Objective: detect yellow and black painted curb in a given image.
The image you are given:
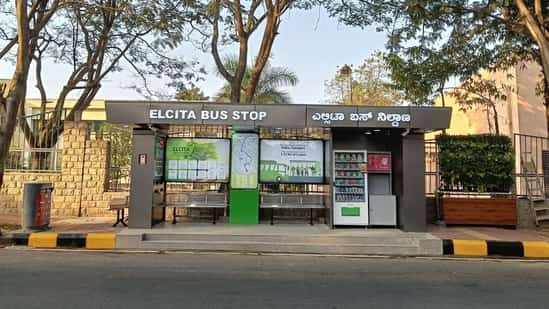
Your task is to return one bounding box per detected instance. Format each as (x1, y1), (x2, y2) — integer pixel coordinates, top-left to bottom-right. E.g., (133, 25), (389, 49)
(443, 239), (549, 258)
(3, 232), (117, 250)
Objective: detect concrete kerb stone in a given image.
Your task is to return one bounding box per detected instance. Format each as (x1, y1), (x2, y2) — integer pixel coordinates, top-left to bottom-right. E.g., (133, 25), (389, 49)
(0, 232), (117, 250)
(2, 231), (549, 259)
(443, 239), (549, 258)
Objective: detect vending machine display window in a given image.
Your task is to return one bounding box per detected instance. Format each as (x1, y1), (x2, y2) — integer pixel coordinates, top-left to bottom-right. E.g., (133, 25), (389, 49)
(333, 151), (368, 226)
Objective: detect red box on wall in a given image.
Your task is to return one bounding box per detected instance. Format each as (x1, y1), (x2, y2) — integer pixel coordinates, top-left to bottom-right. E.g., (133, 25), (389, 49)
(368, 153), (391, 172)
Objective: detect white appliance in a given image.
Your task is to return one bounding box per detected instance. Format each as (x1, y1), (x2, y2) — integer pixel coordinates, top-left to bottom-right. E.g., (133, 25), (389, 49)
(333, 150), (368, 226)
(367, 152), (397, 226)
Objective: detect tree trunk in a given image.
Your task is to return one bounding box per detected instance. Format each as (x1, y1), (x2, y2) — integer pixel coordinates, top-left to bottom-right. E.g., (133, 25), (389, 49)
(0, 85), (28, 187)
(485, 106), (493, 134)
(245, 13), (279, 104)
(515, 0), (549, 135)
(230, 81), (242, 103)
(439, 86), (447, 134)
(543, 77), (549, 135)
(0, 167), (3, 189)
(0, 0), (31, 188)
(230, 39), (249, 103)
(491, 103), (500, 135)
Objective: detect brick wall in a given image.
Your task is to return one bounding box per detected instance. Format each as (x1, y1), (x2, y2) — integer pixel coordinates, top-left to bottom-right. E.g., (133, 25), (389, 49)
(0, 121), (127, 217)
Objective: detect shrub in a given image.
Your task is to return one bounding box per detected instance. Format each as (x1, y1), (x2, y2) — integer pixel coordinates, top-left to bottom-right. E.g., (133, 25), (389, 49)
(436, 134), (514, 193)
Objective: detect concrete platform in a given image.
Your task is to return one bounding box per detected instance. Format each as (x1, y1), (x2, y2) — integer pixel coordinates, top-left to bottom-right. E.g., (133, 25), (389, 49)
(116, 223), (442, 256)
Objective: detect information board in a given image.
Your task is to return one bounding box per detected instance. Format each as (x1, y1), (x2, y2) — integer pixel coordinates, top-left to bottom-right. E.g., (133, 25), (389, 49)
(165, 138), (230, 182)
(260, 140), (324, 183)
(231, 133), (259, 189)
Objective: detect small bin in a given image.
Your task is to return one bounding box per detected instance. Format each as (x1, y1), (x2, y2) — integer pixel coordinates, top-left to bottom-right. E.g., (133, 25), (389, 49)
(22, 183), (54, 231)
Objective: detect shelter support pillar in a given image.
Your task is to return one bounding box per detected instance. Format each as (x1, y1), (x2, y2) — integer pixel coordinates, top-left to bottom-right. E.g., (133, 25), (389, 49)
(399, 133), (426, 232)
(229, 130), (260, 224)
(128, 128), (157, 228)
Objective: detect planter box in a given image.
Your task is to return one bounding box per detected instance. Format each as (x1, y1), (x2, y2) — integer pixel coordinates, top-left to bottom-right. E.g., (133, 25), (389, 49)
(442, 197), (517, 226)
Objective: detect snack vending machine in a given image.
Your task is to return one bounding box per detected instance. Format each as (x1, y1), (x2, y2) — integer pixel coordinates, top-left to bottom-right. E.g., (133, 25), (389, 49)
(333, 150), (368, 226)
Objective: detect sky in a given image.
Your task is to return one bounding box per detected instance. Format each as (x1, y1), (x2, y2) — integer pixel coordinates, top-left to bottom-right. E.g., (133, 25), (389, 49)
(0, 8), (387, 105)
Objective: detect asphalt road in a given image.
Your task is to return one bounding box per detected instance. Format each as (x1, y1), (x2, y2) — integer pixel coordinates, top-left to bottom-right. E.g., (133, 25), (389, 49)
(1, 250), (549, 309)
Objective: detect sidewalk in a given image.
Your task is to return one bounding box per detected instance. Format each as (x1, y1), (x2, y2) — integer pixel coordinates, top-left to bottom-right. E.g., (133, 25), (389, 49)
(0, 214), (122, 233)
(117, 223), (442, 256)
(3, 213), (549, 242)
(428, 225), (549, 241)
(2, 215), (549, 257)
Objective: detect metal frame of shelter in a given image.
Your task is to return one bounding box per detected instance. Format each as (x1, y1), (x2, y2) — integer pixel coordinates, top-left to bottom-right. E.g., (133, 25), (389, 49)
(105, 101), (451, 232)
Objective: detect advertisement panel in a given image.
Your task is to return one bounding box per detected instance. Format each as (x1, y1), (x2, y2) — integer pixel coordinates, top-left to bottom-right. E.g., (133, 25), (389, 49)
(165, 138), (230, 182)
(260, 140), (324, 183)
(231, 133), (259, 189)
(154, 136), (165, 181)
(367, 153), (391, 172)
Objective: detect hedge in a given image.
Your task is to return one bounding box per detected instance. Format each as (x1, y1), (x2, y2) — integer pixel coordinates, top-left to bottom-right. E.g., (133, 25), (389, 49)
(436, 134), (514, 193)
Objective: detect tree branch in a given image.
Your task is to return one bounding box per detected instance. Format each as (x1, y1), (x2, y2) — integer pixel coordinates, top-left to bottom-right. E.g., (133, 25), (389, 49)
(211, 1), (233, 83)
(0, 37), (17, 60)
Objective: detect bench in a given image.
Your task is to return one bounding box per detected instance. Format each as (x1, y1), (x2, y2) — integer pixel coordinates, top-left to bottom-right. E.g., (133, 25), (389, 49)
(163, 192), (227, 224)
(260, 193), (327, 225)
(109, 196), (129, 227)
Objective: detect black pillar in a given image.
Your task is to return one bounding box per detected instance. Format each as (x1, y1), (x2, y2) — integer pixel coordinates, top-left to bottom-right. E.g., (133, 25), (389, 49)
(399, 133), (426, 232)
(128, 128), (156, 228)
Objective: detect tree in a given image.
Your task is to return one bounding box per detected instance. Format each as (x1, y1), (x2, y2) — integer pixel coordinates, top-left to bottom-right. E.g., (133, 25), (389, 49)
(1, 0), (201, 170)
(175, 84), (210, 101)
(0, 0), (59, 188)
(216, 55), (298, 104)
(326, 1), (549, 129)
(448, 77), (515, 135)
(324, 52), (404, 106)
(190, 0), (317, 103)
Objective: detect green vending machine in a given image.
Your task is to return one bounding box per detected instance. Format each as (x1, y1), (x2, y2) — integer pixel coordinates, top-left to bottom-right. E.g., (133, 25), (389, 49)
(229, 132), (259, 224)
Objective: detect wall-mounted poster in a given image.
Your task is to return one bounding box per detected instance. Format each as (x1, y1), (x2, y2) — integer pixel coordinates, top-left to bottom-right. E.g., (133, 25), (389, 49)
(367, 153), (391, 172)
(165, 138), (230, 182)
(260, 140), (324, 183)
(154, 136), (165, 181)
(231, 133), (259, 189)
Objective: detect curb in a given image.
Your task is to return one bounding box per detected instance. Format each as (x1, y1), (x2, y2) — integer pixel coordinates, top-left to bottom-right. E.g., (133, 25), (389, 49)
(0, 232), (117, 250)
(3, 234), (549, 258)
(443, 239), (549, 258)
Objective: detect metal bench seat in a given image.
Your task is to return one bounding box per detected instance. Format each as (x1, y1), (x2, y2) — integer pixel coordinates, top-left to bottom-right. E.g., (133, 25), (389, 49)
(163, 192), (227, 224)
(109, 196), (129, 227)
(260, 193), (327, 225)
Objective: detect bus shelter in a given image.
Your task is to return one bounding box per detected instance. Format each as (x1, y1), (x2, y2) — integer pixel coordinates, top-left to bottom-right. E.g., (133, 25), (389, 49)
(105, 101), (451, 232)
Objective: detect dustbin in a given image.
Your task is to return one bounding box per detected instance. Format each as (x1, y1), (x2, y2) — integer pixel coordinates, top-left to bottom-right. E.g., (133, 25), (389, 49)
(22, 183), (53, 231)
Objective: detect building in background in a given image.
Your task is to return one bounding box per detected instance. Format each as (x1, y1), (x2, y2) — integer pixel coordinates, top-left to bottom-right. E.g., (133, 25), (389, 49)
(427, 62), (549, 198)
(431, 62), (547, 138)
(23, 98), (107, 121)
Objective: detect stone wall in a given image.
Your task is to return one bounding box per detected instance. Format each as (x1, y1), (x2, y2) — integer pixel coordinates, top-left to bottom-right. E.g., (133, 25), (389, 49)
(0, 121), (127, 217)
(516, 198), (539, 229)
(0, 172), (60, 215)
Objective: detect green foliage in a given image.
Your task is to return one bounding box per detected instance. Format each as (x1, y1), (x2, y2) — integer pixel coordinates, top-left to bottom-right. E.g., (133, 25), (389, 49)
(325, 1), (541, 105)
(101, 123), (132, 168)
(436, 134), (514, 193)
(216, 55), (298, 104)
(447, 77), (515, 134)
(175, 84), (210, 101)
(324, 52), (404, 105)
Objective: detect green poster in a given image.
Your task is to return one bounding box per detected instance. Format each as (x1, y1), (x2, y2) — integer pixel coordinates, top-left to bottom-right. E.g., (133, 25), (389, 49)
(231, 133), (259, 189)
(165, 138), (230, 182)
(154, 137), (165, 181)
(260, 140), (324, 183)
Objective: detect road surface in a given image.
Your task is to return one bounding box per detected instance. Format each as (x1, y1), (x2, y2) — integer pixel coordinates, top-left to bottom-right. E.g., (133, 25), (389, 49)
(1, 250), (548, 308)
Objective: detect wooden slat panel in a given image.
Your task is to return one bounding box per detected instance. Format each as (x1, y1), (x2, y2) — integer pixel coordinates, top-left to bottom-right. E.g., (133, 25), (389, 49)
(443, 198), (517, 226)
